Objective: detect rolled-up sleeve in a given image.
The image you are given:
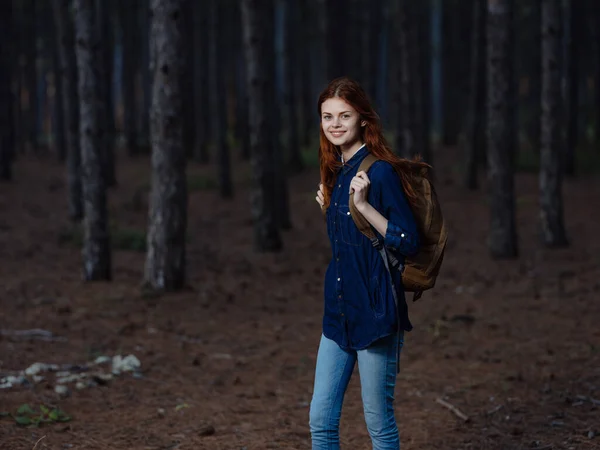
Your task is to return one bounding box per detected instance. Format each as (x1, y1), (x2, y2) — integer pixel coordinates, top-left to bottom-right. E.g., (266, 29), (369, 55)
(368, 161), (420, 257)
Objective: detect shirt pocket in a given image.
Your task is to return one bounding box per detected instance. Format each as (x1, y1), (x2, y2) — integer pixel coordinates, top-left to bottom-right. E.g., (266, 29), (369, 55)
(336, 205), (363, 247)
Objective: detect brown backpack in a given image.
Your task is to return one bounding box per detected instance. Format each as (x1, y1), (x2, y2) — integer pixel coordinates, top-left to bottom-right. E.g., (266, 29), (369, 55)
(349, 154), (447, 301)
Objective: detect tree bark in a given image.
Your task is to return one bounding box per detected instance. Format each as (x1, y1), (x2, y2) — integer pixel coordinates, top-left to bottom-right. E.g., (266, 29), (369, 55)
(120, 1), (139, 157)
(540, 0), (568, 247)
(562, 0), (577, 176)
(265, 1), (291, 230)
(487, 0), (518, 258)
(144, 0), (188, 290)
(139, 0), (152, 151)
(50, 16), (67, 163)
(241, 0), (282, 251)
(96, 0), (116, 186)
(464, 0), (483, 190)
(73, 0), (111, 280)
(24, 0), (38, 154)
(191, 0), (209, 163)
(181, 0), (195, 160)
(282, 0), (303, 173)
(52, 0), (83, 221)
(208, 0), (233, 198)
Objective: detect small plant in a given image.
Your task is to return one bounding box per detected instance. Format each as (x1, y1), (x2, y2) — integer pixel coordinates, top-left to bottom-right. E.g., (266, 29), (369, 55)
(1, 404), (71, 427)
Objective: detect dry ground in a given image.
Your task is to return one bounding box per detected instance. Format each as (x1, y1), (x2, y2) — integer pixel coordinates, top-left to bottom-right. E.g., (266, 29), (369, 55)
(0, 148), (599, 450)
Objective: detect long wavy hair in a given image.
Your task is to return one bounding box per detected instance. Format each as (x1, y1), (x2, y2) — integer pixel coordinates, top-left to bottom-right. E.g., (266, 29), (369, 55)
(318, 76), (429, 210)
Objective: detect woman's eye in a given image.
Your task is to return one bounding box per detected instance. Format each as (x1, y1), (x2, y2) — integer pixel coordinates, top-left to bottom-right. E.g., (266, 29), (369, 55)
(323, 116), (331, 120)
(342, 115), (350, 119)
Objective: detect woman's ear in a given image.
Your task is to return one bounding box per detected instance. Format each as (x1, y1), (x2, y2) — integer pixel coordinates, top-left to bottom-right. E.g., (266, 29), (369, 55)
(361, 121), (367, 127)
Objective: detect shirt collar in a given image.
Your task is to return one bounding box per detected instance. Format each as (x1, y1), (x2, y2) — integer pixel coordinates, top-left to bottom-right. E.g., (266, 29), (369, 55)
(340, 144), (368, 174)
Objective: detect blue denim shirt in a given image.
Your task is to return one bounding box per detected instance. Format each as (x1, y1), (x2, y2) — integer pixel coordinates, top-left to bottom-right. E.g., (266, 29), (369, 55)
(323, 145), (420, 350)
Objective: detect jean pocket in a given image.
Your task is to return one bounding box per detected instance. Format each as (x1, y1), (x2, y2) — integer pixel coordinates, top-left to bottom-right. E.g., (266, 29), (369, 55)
(337, 205), (364, 247)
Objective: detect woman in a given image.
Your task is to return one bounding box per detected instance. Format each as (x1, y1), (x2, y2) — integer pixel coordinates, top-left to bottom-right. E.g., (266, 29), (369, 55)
(310, 76), (427, 449)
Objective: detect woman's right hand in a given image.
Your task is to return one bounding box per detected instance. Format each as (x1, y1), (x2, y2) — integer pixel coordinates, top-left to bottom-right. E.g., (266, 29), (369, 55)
(316, 183), (325, 208)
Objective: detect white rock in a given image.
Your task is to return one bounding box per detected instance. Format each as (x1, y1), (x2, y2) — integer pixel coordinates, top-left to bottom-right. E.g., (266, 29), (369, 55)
(112, 354), (141, 374)
(54, 385), (69, 396)
(33, 375), (45, 384)
(94, 356), (111, 365)
(56, 374), (85, 384)
(25, 363), (59, 376)
(75, 381), (87, 390)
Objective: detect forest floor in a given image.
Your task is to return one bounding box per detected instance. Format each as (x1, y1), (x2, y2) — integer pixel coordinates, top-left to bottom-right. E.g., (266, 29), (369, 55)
(0, 146), (599, 450)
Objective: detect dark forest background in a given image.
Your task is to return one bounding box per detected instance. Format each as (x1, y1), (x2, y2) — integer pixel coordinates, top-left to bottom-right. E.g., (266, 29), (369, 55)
(1, 0), (599, 289)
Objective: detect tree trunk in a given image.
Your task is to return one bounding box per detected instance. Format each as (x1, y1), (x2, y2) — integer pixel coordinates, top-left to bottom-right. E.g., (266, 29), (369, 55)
(298, 0), (313, 146)
(241, 0), (282, 251)
(540, 0), (568, 247)
(192, 0), (209, 163)
(120, 1), (139, 157)
(235, 50), (251, 161)
(562, 0), (577, 176)
(50, 15), (67, 163)
(487, 0), (518, 258)
(464, 0), (483, 190)
(95, 0), (116, 187)
(73, 0), (111, 280)
(181, 0), (195, 160)
(266, 1), (291, 230)
(398, 0), (414, 157)
(430, 0), (443, 146)
(0, 0), (14, 181)
(52, 0), (83, 221)
(24, 0), (38, 154)
(208, 0), (233, 198)
(139, 0), (152, 152)
(282, 0), (303, 173)
(529, 0), (542, 154)
(144, 0), (188, 291)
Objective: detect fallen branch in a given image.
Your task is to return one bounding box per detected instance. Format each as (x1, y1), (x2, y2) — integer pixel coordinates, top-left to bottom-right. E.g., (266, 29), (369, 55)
(436, 397), (469, 422)
(32, 435), (46, 450)
(0, 329), (67, 342)
(486, 404), (503, 415)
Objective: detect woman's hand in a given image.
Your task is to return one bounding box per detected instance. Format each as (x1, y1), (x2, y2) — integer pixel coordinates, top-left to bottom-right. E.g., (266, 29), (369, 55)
(316, 183), (325, 208)
(350, 171), (371, 210)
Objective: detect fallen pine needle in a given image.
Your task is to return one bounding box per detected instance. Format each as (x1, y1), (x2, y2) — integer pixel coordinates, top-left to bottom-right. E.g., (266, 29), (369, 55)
(436, 397), (469, 422)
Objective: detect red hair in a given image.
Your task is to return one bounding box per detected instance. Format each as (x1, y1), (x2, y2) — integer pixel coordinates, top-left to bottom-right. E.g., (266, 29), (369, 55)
(318, 76), (429, 210)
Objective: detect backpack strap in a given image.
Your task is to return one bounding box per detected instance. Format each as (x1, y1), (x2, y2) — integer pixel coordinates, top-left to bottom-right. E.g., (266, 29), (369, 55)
(349, 154), (404, 374)
(349, 154), (378, 240)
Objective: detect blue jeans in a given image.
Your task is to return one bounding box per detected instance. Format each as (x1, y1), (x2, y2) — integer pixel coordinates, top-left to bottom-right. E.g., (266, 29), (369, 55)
(309, 333), (403, 450)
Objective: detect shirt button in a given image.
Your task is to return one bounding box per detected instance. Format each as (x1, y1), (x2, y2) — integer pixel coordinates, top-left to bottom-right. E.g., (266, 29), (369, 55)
(401, 233), (405, 238)
(341, 313), (344, 316)
(335, 202), (337, 206)
(337, 277), (341, 281)
(338, 295), (342, 299)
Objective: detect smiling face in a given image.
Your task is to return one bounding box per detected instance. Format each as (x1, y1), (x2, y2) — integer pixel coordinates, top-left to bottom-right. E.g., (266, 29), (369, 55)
(320, 97), (364, 153)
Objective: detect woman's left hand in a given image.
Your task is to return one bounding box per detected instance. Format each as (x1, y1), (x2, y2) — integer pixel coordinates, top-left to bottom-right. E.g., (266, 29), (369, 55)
(350, 171), (371, 210)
